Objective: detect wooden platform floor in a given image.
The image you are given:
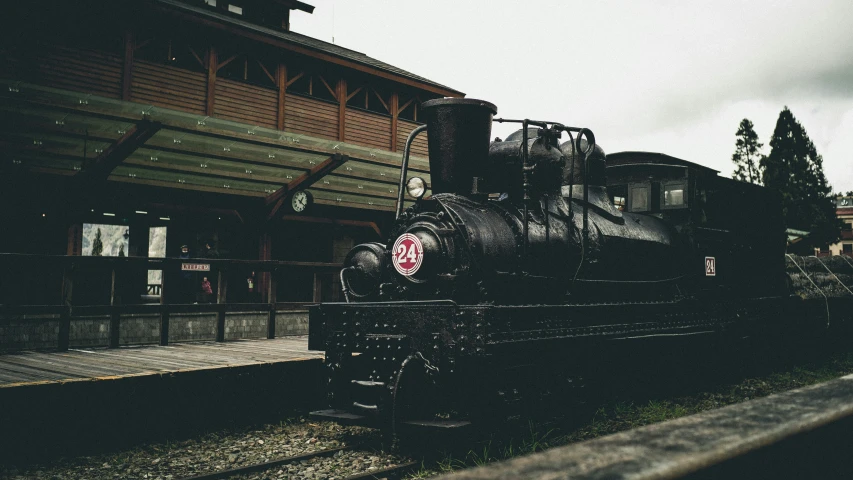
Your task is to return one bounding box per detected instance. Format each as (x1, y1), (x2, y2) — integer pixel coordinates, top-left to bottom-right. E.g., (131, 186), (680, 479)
(0, 336), (321, 388)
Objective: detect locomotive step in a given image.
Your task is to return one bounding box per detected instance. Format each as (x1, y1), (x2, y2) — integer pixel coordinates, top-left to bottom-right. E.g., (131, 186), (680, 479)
(309, 409), (368, 425)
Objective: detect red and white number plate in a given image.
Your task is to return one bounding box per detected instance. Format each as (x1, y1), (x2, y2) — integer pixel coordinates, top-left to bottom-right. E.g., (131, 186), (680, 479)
(392, 233), (424, 276)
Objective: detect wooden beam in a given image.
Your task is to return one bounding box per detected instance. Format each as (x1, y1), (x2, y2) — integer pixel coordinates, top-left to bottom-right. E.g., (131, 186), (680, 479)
(390, 92), (399, 152)
(277, 63), (287, 131)
(74, 120), (162, 185)
(285, 71), (304, 87)
(346, 86), (363, 102)
(206, 46), (217, 116)
(265, 153), (348, 219)
(337, 79), (347, 141)
(319, 76), (337, 100)
(371, 89), (389, 112)
(281, 215), (383, 238)
(122, 30), (134, 101)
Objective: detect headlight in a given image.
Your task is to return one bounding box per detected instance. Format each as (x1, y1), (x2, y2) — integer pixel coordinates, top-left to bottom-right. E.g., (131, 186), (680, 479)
(406, 177), (427, 199)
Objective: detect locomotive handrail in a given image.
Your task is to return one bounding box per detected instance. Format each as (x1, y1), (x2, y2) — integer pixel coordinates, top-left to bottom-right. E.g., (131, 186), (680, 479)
(396, 124), (428, 220)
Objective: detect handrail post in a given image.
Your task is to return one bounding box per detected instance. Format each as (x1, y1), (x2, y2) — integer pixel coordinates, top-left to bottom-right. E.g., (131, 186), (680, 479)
(159, 304), (170, 346)
(109, 267), (120, 348)
(58, 305), (71, 352)
(266, 268), (278, 339)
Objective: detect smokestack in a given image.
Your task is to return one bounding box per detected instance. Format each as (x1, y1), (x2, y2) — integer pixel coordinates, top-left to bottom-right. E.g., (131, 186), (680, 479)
(421, 98), (497, 195)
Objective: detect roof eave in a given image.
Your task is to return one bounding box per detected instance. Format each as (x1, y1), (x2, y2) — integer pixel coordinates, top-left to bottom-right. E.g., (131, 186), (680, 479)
(152, 1), (464, 98)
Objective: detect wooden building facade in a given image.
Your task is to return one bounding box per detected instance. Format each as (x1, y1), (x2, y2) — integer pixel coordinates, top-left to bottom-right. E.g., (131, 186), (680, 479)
(0, 0), (463, 306)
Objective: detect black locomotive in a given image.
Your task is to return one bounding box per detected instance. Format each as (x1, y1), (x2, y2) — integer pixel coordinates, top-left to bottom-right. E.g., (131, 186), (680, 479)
(308, 98), (853, 436)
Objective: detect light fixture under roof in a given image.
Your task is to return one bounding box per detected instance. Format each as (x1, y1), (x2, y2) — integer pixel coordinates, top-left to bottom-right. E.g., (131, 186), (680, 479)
(103, 213), (115, 217)
(135, 210), (148, 215)
(160, 217), (170, 221)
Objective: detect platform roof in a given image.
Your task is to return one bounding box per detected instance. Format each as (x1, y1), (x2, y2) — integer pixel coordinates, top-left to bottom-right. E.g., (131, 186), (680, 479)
(0, 80), (429, 214)
(155, 0), (464, 97)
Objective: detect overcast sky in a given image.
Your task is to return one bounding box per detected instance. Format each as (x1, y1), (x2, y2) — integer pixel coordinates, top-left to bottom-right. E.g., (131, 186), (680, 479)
(293, 0), (853, 192)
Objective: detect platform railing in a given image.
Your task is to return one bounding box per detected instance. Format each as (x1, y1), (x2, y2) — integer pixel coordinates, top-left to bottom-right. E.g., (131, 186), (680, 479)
(0, 253), (342, 350)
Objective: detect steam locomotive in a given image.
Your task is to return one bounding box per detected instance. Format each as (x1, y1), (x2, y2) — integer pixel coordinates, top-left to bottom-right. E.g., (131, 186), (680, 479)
(308, 98), (853, 436)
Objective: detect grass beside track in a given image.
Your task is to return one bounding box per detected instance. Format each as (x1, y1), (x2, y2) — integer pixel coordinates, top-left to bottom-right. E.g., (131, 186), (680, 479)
(406, 347), (853, 478)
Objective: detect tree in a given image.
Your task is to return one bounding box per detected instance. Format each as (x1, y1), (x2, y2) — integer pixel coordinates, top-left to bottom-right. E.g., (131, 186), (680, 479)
(92, 228), (103, 256)
(118, 244), (125, 257)
(731, 118), (764, 184)
(760, 107), (839, 251)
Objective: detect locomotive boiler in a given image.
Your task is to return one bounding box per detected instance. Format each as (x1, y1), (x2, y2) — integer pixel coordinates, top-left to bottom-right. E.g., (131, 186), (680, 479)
(308, 98), (846, 438)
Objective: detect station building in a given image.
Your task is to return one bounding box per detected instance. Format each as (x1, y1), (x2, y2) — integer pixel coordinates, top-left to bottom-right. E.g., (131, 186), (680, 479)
(828, 196), (853, 257)
(0, 0), (464, 307)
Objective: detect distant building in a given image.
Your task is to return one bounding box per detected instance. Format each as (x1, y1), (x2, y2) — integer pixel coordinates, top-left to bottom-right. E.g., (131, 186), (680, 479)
(828, 197), (853, 257)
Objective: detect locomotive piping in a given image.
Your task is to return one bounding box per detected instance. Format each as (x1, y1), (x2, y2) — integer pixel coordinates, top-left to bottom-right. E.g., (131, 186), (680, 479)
(396, 124), (428, 220)
(340, 267), (354, 303)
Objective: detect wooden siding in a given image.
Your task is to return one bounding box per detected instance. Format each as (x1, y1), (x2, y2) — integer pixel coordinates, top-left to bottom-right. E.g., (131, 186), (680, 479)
(397, 120), (429, 157)
(283, 94), (339, 140)
(130, 60), (207, 114)
(31, 45), (122, 99)
(214, 78), (277, 128)
(345, 108), (391, 150)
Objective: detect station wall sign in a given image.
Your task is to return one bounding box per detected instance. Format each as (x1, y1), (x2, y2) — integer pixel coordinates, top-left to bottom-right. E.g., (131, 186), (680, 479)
(182, 263), (211, 271)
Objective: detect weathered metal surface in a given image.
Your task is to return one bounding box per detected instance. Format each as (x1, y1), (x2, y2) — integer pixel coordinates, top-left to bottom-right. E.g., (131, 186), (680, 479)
(435, 373), (853, 480)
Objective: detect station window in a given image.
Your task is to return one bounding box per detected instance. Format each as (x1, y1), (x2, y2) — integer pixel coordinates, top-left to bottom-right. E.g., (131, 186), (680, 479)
(844, 244), (852, 255)
(663, 184), (686, 208)
(631, 186), (649, 212)
(228, 4), (243, 15)
(204, 0), (216, 6)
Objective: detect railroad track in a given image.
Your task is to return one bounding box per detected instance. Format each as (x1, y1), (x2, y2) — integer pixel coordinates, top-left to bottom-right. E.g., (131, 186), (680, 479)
(178, 444), (418, 480)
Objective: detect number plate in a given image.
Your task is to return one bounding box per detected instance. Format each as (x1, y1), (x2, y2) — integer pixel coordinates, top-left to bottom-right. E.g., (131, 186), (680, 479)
(392, 233), (424, 276)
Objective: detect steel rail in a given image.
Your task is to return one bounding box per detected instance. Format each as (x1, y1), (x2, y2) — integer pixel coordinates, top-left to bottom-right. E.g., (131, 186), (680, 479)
(177, 445), (349, 480)
(176, 445), (417, 480)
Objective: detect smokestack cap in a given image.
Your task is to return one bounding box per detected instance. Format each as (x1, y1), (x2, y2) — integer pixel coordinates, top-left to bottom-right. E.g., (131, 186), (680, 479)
(421, 98), (498, 195)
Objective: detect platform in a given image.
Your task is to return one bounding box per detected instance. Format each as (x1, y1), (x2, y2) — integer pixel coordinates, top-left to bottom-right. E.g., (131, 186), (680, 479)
(437, 373), (853, 479)
(0, 335), (320, 387)
(0, 337), (326, 464)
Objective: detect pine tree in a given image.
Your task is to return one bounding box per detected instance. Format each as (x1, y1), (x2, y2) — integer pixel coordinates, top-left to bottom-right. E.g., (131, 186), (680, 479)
(92, 228), (104, 256)
(731, 118), (763, 184)
(760, 107), (839, 251)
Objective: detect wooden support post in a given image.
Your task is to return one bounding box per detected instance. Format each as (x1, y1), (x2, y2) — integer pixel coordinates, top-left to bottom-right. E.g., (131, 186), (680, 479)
(58, 305), (71, 352)
(122, 30), (134, 101)
(206, 46), (217, 116)
(313, 272), (322, 303)
(390, 92), (399, 152)
(159, 307), (170, 346)
(259, 232), (271, 302)
(109, 309), (121, 348)
(66, 224), (82, 256)
(217, 269), (228, 304)
(110, 267), (117, 306)
(276, 63), (287, 131)
(216, 270), (227, 342)
(160, 266), (167, 305)
(216, 305), (226, 343)
(267, 269), (277, 339)
(109, 267), (120, 348)
(59, 261), (73, 351)
(337, 78), (347, 141)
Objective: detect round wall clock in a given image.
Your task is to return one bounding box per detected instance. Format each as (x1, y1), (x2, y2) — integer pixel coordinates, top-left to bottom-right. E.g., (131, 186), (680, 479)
(291, 190), (313, 213)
